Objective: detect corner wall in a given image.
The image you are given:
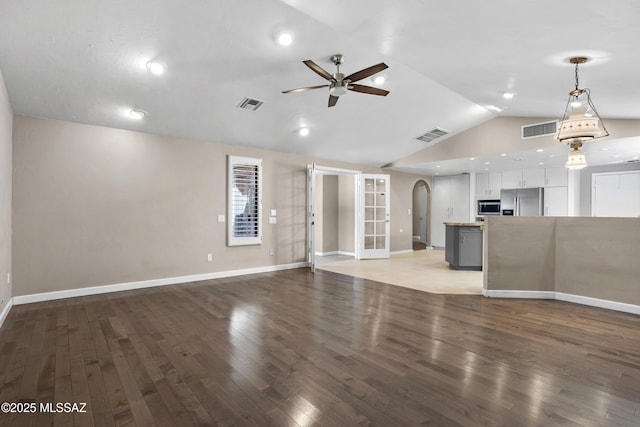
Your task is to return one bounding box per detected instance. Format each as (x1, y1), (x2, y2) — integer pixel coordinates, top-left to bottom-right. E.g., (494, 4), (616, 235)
(0, 70), (12, 319)
(484, 216), (640, 311)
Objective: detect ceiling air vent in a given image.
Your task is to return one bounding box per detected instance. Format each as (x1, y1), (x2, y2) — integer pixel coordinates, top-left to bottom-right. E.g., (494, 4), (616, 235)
(522, 120), (557, 139)
(237, 97), (264, 111)
(416, 127), (450, 144)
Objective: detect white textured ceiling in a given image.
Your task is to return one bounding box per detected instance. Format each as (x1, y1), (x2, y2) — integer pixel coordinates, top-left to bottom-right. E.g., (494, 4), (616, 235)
(1, 0), (639, 172)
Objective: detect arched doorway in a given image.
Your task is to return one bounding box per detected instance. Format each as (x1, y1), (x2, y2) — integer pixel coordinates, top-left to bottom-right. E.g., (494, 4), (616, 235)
(412, 180), (430, 250)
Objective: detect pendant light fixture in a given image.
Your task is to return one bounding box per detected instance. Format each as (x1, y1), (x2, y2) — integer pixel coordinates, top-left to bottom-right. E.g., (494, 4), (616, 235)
(555, 57), (609, 169)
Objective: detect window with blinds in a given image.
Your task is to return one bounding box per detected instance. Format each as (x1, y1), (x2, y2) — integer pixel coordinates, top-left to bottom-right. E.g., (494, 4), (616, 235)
(227, 155), (262, 246)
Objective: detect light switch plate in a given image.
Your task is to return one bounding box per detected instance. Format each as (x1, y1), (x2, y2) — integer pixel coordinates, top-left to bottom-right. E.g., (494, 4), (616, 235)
(270, 209), (277, 216)
(217, 214), (225, 223)
(269, 217), (277, 224)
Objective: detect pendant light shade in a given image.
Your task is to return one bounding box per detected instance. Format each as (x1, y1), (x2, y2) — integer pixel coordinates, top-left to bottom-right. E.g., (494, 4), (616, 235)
(565, 142), (588, 170)
(556, 87), (608, 143)
(555, 57), (608, 169)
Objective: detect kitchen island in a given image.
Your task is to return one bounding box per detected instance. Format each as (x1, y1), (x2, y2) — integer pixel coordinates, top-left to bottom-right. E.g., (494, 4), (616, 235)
(444, 222), (483, 270)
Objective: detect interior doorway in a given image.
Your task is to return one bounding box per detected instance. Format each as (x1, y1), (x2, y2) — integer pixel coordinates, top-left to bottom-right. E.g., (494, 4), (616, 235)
(314, 171), (357, 266)
(412, 180), (430, 250)
(307, 165), (360, 271)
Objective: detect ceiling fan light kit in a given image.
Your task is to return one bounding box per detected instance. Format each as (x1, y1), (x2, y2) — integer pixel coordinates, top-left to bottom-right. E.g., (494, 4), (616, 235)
(555, 56), (609, 169)
(282, 53), (389, 107)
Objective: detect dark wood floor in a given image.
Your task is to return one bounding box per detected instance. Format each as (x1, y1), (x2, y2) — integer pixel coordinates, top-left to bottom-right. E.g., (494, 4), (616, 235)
(1, 269), (639, 426)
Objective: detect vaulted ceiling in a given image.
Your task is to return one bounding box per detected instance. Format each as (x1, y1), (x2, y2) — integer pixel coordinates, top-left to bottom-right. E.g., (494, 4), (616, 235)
(1, 0), (639, 173)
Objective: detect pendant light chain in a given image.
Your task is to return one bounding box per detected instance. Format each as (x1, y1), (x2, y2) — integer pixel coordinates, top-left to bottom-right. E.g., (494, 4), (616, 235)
(574, 62), (580, 91)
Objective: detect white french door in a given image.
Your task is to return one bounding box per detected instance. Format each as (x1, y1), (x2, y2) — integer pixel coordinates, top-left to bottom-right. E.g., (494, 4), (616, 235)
(359, 174), (390, 259)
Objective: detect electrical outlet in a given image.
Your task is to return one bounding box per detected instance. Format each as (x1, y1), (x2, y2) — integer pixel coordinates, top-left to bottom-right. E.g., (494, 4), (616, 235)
(217, 215), (225, 223)
(269, 249), (274, 256)
(207, 254), (213, 262)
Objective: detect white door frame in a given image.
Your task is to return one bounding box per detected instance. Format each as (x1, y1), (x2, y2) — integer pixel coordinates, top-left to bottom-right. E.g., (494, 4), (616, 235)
(307, 164), (361, 272)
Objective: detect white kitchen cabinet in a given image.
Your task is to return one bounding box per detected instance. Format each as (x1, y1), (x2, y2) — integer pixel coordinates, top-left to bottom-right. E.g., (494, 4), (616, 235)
(502, 168), (545, 189)
(476, 172), (502, 198)
(431, 174), (470, 247)
(522, 168), (545, 188)
(592, 171), (640, 217)
(544, 167), (568, 187)
(544, 186), (568, 216)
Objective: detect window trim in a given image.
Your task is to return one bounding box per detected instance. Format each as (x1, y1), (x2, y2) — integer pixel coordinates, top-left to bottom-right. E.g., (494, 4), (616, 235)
(227, 155), (262, 246)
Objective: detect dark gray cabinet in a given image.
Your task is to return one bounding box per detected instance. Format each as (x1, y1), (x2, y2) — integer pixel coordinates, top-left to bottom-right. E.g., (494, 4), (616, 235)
(445, 224), (483, 270)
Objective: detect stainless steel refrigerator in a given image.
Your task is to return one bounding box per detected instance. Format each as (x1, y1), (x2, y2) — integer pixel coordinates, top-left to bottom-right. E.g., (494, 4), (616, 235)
(500, 188), (544, 216)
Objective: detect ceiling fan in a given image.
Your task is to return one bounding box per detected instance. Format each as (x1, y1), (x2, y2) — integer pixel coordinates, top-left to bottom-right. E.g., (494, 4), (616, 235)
(282, 54), (389, 107)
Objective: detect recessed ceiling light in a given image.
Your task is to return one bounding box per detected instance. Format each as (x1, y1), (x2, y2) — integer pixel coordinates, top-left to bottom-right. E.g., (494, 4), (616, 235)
(539, 162), (545, 165)
(601, 147), (609, 151)
(503, 92), (515, 99)
(277, 32), (293, 46)
(514, 158), (523, 162)
(469, 157), (476, 161)
(484, 161), (491, 165)
(129, 109), (146, 119)
(298, 127), (310, 136)
(486, 105), (502, 113)
(549, 154), (556, 158)
(146, 60), (166, 75)
(500, 153), (507, 157)
(373, 75), (385, 85)
(436, 165), (441, 168)
(536, 149), (544, 152)
(484, 168), (489, 171)
(434, 172), (440, 175)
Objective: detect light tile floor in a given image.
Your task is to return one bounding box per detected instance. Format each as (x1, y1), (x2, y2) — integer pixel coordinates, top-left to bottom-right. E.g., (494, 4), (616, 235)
(316, 249), (483, 295)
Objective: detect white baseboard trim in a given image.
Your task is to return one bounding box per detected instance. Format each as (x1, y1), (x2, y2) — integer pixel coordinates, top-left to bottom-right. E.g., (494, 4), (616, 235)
(315, 251), (339, 257)
(482, 289), (556, 299)
(0, 298), (14, 329)
(556, 292), (640, 316)
(13, 262), (308, 306)
(315, 251), (355, 257)
(482, 289), (640, 315)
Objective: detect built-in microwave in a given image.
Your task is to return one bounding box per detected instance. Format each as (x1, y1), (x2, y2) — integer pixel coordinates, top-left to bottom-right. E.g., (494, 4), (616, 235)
(477, 199), (501, 216)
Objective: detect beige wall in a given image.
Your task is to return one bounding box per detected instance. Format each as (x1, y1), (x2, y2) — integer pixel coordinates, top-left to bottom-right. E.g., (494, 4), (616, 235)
(12, 115), (431, 296)
(322, 175), (339, 253)
(0, 71), (12, 313)
(390, 116), (640, 167)
(338, 174), (355, 253)
(483, 217), (556, 292)
(484, 216), (640, 306)
(554, 218), (640, 303)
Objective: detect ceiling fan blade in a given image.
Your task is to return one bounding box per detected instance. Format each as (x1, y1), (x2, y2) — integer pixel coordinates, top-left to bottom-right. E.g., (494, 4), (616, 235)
(345, 63), (388, 82)
(348, 84), (390, 96)
(282, 84), (328, 94)
(328, 95), (339, 107)
(303, 60), (334, 81)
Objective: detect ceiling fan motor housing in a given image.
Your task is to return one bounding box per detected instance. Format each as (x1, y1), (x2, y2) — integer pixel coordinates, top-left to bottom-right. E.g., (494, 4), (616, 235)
(330, 73), (348, 96)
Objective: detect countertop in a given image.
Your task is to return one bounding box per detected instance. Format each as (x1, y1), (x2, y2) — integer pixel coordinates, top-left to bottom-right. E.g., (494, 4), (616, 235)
(444, 222), (483, 227)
